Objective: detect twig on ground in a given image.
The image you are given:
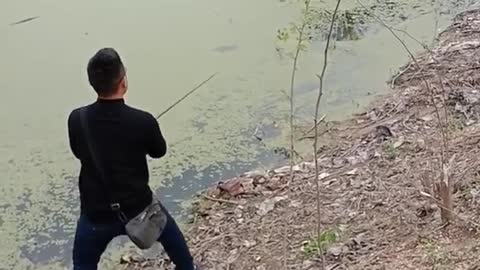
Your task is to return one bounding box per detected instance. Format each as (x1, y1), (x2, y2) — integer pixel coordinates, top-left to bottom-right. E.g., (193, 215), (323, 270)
(303, 114), (327, 135)
(299, 128), (330, 141)
(391, 63), (413, 89)
(199, 194), (241, 205)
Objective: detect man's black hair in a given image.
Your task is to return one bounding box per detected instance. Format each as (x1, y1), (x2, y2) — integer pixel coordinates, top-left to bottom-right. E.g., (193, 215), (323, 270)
(87, 48), (125, 97)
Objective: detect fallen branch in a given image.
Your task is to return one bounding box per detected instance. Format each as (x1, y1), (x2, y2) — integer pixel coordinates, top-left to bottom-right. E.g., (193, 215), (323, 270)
(391, 62), (413, 89)
(299, 128), (330, 141)
(303, 114), (327, 135)
(199, 194), (241, 205)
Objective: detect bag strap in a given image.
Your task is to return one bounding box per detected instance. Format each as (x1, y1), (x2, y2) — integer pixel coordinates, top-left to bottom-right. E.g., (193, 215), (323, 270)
(79, 107), (128, 222)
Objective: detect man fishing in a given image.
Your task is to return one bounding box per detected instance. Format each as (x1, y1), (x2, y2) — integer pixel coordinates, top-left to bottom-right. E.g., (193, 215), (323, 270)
(67, 47), (199, 270)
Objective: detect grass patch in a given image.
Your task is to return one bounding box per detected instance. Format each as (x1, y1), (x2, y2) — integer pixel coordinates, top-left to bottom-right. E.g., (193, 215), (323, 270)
(302, 229), (338, 257)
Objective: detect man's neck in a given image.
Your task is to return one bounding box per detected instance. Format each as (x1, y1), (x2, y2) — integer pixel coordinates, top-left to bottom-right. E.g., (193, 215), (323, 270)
(98, 94), (124, 100)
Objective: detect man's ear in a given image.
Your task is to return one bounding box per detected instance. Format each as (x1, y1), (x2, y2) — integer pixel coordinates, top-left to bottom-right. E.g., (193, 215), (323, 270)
(120, 76), (128, 91)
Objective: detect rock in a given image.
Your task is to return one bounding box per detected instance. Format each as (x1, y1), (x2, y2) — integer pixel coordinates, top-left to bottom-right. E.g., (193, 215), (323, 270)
(296, 161), (315, 171)
(274, 164), (305, 174)
(466, 119), (476, 126)
(319, 172), (330, 180)
(416, 138), (426, 150)
(131, 254), (145, 263)
(346, 168), (358, 176)
(257, 200), (275, 216)
(317, 157), (333, 167)
(120, 254), (145, 264)
(242, 170), (266, 178)
(421, 115), (433, 122)
(346, 156), (361, 165)
(244, 240), (257, 248)
(257, 196), (287, 216)
(289, 200), (302, 208)
(274, 166), (290, 174)
(217, 178), (254, 196)
(303, 260), (315, 269)
(375, 125), (393, 138)
(120, 255), (131, 264)
(234, 206), (243, 218)
(256, 177), (266, 184)
(358, 150), (371, 162)
(333, 157), (346, 167)
(367, 110), (378, 121)
(327, 244), (346, 257)
(242, 179), (256, 193)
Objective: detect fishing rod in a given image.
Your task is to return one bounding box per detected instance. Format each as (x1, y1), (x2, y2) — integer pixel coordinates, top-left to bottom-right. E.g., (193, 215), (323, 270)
(155, 72), (218, 119)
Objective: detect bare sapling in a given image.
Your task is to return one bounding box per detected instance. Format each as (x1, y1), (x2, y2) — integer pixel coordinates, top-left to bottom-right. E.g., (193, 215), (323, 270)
(356, 0), (453, 223)
(284, 1), (311, 268)
(313, 0), (342, 266)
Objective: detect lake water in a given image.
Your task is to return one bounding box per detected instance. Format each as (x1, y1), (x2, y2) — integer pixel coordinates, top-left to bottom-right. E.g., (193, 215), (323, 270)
(1, 0), (478, 269)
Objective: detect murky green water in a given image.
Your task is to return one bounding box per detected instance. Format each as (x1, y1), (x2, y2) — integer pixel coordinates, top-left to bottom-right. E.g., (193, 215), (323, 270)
(0, 0), (478, 269)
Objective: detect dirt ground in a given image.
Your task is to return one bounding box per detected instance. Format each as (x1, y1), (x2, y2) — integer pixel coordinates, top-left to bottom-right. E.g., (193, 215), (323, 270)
(122, 9), (480, 270)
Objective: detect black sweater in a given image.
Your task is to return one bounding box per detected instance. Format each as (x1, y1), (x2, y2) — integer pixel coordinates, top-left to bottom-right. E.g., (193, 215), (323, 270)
(68, 99), (167, 224)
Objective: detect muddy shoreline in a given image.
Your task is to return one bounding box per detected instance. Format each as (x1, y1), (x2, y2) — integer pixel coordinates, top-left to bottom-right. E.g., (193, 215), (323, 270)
(122, 8), (480, 270)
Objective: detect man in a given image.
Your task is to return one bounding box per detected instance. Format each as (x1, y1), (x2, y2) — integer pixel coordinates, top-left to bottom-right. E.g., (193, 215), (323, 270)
(67, 48), (198, 270)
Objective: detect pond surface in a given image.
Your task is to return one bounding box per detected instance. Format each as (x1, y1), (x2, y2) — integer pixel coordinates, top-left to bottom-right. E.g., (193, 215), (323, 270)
(1, 0), (478, 269)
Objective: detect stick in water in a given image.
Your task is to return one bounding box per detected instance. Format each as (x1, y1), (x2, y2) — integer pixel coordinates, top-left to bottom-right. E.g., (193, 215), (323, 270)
(155, 72), (218, 119)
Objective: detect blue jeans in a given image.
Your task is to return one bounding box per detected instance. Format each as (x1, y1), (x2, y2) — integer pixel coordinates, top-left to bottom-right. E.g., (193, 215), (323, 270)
(73, 206), (194, 270)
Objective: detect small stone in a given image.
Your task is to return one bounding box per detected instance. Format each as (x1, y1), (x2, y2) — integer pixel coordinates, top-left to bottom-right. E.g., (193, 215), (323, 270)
(257, 196), (287, 216)
(319, 172), (330, 180)
(244, 240), (257, 248)
(303, 260), (315, 268)
(327, 244), (346, 257)
(417, 138), (426, 147)
(131, 254), (145, 263)
(290, 200), (302, 208)
(346, 168), (358, 175)
(242, 170), (265, 178)
(120, 255), (132, 264)
(421, 115), (433, 122)
(274, 166), (290, 174)
(346, 156), (361, 165)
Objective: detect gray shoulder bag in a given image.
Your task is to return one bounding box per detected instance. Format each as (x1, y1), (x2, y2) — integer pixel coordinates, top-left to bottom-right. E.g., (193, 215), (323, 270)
(79, 107), (167, 249)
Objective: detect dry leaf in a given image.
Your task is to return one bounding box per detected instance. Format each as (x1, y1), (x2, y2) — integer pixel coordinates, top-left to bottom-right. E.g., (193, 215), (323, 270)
(393, 136), (405, 149)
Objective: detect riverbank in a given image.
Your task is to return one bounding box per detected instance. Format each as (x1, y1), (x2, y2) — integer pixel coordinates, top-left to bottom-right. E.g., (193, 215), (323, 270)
(123, 8), (480, 270)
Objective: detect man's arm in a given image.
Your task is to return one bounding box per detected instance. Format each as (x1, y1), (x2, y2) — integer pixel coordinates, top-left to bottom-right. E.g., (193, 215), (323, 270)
(146, 114), (167, 158)
(67, 111), (80, 159)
